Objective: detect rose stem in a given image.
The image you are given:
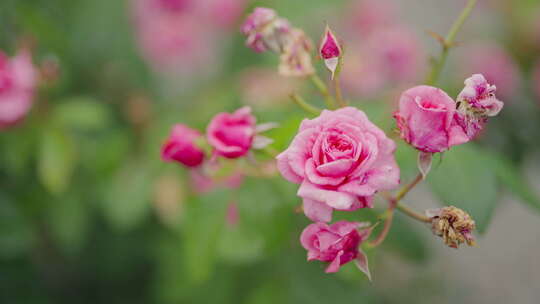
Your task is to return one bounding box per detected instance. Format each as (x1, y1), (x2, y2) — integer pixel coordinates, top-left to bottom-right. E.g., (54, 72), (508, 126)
(425, 0), (478, 85)
(289, 93), (322, 115)
(333, 75), (347, 108)
(368, 173), (429, 247)
(310, 74), (336, 109)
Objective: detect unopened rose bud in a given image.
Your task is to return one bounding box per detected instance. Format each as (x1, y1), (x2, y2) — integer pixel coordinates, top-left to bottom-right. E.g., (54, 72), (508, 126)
(278, 29), (315, 77)
(161, 124), (206, 167)
(426, 206), (476, 249)
(241, 7), (291, 53)
(319, 25), (342, 78)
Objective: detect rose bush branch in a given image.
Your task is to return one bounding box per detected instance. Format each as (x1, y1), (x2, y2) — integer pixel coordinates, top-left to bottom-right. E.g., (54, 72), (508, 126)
(426, 0), (478, 85)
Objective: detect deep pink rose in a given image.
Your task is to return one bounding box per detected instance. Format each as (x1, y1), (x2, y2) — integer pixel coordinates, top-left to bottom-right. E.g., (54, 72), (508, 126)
(394, 86), (469, 153)
(0, 49), (37, 130)
(161, 124), (205, 167)
(207, 106), (256, 158)
(300, 221), (369, 273)
(277, 107), (399, 222)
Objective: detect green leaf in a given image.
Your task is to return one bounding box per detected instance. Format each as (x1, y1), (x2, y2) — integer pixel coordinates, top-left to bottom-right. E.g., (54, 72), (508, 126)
(427, 145), (499, 233)
(182, 190), (229, 284)
(38, 128), (77, 195)
(101, 162), (152, 231)
(53, 97), (112, 131)
(487, 153), (540, 213)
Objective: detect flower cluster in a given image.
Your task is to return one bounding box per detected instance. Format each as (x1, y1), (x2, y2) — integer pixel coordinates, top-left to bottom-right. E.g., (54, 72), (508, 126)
(394, 74), (503, 154)
(241, 8), (314, 77)
(161, 107), (273, 189)
(0, 49), (37, 130)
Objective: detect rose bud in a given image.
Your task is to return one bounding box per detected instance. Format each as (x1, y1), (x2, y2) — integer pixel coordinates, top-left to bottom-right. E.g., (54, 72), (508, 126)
(278, 29), (315, 77)
(300, 221), (371, 277)
(207, 106), (256, 158)
(394, 85), (469, 153)
(241, 7), (291, 53)
(319, 25), (342, 78)
(277, 107), (400, 222)
(454, 74), (503, 140)
(0, 49), (37, 130)
(161, 124), (205, 167)
(426, 206), (476, 249)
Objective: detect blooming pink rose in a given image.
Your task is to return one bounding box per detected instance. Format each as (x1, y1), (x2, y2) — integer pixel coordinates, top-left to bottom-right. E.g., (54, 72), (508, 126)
(394, 86), (469, 153)
(161, 124), (205, 167)
(207, 106), (256, 158)
(0, 49), (37, 130)
(300, 221), (370, 273)
(277, 107), (399, 222)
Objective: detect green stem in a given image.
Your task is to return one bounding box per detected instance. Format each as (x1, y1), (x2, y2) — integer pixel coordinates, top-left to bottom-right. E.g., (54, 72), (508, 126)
(310, 74), (336, 109)
(426, 0), (478, 85)
(396, 202), (431, 223)
(290, 93), (321, 115)
(333, 76), (347, 108)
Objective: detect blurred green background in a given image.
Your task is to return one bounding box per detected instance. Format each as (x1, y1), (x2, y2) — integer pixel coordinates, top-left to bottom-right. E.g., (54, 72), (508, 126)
(1, 0), (540, 303)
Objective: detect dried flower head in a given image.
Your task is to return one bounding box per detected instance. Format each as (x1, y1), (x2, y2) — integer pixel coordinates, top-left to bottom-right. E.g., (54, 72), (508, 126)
(278, 29), (315, 77)
(426, 206), (476, 248)
(241, 7), (291, 53)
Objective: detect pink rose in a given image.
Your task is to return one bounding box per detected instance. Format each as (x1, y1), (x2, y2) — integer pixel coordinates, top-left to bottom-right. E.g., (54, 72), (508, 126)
(277, 107), (399, 222)
(300, 221), (370, 273)
(161, 124), (205, 167)
(394, 86), (469, 153)
(207, 106), (256, 158)
(0, 49), (37, 130)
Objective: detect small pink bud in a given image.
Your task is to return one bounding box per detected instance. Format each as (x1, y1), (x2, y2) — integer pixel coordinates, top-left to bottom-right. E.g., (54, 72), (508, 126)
(161, 124), (205, 167)
(319, 25), (342, 78)
(207, 106), (257, 158)
(241, 7), (291, 53)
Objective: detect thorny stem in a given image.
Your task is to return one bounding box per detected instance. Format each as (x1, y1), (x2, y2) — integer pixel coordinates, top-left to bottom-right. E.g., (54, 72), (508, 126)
(310, 74), (336, 109)
(425, 0), (478, 85)
(290, 93), (322, 115)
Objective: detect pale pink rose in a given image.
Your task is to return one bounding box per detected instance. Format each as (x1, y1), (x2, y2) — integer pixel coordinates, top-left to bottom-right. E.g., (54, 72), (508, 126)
(207, 106), (256, 158)
(347, 0), (397, 36)
(0, 49), (37, 130)
(132, 0), (244, 75)
(341, 27), (424, 98)
(277, 107), (400, 222)
(459, 43), (519, 99)
(454, 74), (503, 139)
(300, 221), (370, 273)
(161, 124), (205, 167)
(394, 86), (469, 153)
